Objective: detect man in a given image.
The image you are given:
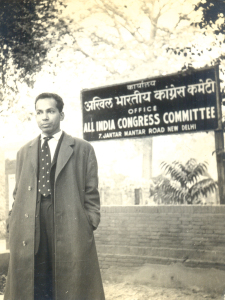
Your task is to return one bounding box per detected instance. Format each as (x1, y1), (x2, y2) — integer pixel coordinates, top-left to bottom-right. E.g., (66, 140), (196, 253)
(4, 93), (105, 300)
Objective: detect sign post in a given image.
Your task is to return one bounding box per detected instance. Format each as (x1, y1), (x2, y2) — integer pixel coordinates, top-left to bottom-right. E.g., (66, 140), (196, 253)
(214, 64), (225, 204)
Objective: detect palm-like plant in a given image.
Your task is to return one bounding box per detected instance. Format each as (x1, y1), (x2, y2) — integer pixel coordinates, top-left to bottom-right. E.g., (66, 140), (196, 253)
(153, 159), (218, 204)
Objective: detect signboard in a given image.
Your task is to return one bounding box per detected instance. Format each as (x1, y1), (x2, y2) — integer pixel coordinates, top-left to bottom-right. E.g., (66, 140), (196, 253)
(81, 66), (218, 141)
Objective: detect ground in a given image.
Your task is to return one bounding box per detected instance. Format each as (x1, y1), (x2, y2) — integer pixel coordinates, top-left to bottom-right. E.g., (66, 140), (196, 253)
(0, 274), (223, 299)
(102, 264), (225, 300)
(104, 282), (222, 300)
(1, 263), (225, 299)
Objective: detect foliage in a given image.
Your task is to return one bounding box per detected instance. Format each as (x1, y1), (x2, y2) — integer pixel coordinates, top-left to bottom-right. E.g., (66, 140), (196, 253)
(193, 0), (225, 123)
(1, 0), (225, 124)
(62, 0), (203, 80)
(152, 158), (218, 204)
(0, 274), (6, 295)
(192, 0), (225, 78)
(0, 0), (68, 114)
(193, 0), (225, 34)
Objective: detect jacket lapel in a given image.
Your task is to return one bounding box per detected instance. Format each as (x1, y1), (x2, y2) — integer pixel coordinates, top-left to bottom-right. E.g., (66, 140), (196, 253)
(55, 132), (75, 182)
(28, 135), (40, 177)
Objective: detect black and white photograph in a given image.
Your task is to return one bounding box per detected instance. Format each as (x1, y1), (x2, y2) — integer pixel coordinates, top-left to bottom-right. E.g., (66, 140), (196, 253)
(1, 0), (225, 299)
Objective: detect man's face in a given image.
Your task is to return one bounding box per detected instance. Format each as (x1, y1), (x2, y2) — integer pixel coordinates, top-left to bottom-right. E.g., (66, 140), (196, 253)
(35, 98), (64, 136)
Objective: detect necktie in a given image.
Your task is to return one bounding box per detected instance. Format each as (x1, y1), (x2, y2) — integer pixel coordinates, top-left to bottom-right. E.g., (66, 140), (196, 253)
(38, 136), (53, 197)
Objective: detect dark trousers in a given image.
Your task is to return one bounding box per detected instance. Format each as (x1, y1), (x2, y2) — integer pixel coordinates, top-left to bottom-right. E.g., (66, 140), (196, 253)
(34, 195), (54, 300)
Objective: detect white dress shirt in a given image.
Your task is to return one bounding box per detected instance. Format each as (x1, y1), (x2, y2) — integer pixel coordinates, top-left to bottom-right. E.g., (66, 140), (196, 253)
(41, 130), (62, 162)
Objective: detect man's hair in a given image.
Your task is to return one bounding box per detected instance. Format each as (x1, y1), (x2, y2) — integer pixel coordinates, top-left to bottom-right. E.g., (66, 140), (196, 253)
(35, 93), (64, 112)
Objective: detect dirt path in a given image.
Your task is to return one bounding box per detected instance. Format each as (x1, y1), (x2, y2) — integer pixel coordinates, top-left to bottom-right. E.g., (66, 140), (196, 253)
(101, 264), (225, 300)
(103, 282), (221, 300)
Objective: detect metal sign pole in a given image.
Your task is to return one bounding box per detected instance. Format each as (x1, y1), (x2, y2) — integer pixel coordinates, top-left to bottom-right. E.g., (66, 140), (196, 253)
(214, 64), (225, 204)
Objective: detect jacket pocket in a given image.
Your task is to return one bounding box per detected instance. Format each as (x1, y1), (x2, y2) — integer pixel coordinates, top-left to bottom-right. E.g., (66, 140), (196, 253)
(82, 207), (93, 231)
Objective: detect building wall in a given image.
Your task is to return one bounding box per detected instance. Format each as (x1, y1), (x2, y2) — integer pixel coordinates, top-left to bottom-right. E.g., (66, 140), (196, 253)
(95, 206), (225, 270)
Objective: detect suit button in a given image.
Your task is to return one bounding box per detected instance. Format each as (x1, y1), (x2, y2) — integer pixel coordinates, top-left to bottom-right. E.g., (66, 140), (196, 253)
(22, 241), (26, 246)
(28, 186), (32, 191)
(25, 213), (29, 218)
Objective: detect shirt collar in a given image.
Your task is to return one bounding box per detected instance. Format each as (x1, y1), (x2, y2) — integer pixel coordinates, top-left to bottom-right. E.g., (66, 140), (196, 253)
(41, 130), (63, 141)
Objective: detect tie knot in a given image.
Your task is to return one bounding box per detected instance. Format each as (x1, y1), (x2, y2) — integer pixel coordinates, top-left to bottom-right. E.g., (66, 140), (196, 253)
(43, 136), (53, 142)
